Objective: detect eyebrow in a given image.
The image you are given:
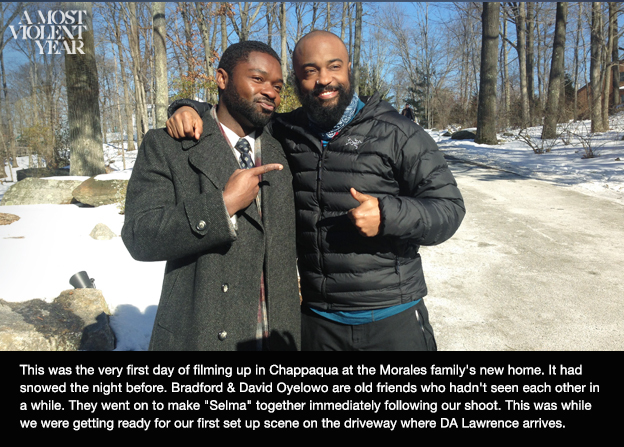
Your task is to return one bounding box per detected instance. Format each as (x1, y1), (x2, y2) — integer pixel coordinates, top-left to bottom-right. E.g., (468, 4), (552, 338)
(300, 58), (345, 70)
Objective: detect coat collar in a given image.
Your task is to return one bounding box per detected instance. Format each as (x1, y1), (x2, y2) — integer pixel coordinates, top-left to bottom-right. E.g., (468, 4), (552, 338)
(185, 112), (239, 192)
(185, 110), (274, 230)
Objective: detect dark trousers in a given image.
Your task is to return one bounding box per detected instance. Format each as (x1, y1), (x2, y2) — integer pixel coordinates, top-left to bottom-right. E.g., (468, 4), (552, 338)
(301, 299), (437, 351)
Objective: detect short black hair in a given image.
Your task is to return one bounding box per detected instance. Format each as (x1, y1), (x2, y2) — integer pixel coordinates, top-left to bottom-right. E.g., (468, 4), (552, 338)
(218, 40), (281, 77)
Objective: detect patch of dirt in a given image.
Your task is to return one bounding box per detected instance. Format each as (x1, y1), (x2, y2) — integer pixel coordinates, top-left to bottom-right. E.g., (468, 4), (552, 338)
(0, 213), (20, 225)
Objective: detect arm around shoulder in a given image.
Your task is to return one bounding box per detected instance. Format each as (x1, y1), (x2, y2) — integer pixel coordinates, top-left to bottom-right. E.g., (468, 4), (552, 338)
(167, 98), (212, 118)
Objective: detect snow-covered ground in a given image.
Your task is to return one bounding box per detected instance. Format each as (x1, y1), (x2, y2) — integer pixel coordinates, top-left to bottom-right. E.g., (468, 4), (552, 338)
(434, 115), (624, 205)
(1, 115), (623, 351)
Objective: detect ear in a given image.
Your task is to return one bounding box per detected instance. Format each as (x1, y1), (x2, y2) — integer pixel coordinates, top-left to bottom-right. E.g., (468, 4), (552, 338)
(216, 68), (228, 91)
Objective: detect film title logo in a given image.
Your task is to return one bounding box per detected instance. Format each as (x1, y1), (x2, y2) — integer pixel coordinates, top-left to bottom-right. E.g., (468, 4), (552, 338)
(10, 10), (87, 55)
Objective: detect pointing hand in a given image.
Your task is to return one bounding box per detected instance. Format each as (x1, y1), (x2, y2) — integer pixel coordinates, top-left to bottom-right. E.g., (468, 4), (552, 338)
(223, 164), (283, 217)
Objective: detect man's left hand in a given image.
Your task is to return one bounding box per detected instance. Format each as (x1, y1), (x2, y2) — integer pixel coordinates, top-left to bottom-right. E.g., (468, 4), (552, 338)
(348, 188), (381, 237)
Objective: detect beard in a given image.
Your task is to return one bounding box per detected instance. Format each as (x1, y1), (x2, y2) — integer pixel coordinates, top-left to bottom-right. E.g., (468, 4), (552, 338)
(295, 72), (355, 131)
(221, 83), (275, 129)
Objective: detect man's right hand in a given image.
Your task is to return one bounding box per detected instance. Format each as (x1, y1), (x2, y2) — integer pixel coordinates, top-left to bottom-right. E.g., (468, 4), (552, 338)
(166, 106), (203, 140)
(223, 164), (283, 217)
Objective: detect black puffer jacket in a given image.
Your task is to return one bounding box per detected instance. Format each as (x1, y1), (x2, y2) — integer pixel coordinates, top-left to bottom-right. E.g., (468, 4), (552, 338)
(169, 93), (466, 311)
(272, 92), (465, 311)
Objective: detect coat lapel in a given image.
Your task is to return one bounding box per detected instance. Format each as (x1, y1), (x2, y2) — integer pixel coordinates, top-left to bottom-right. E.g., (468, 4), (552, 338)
(186, 114), (263, 230)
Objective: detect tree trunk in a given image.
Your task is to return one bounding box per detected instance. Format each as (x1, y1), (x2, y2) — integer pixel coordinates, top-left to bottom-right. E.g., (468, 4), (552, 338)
(64, 2), (105, 176)
(513, 3), (530, 128)
(573, 2), (582, 121)
(125, 2), (149, 146)
(195, 3), (214, 78)
(221, 3), (228, 53)
(353, 3), (362, 95)
(340, 2), (348, 41)
(266, 3), (273, 47)
(590, 2), (605, 132)
(112, 6), (135, 152)
(526, 2), (536, 125)
(501, 13), (511, 128)
(475, 2), (499, 145)
(112, 48), (126, 170)
(326, 2), (331, 31)
(610, 2), (620, 110)
(280, 3), (288, 83)
(542, 2), (567, 139)
(153, 2), (167, 129)
(601, 2), (613, 128)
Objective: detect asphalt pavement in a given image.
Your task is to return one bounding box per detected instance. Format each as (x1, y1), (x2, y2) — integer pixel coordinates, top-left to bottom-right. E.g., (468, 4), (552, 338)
(421, 159), (624, 350)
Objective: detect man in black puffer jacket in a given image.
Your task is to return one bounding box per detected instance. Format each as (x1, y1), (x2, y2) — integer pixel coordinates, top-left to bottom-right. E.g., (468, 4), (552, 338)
(166, 31), (465, 351)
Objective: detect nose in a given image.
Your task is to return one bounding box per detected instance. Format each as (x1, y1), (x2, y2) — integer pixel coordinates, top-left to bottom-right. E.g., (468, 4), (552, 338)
(260, 82), (278, 100)
(317, 68), (333, 87)
(259, 82), (280, 108)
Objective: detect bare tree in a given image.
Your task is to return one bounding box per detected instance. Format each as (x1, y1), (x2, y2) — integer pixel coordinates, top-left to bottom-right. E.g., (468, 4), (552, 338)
(230, 2), (264, 41)
(500, 8), (511, 128)
(122, 2), (149, 146)
(108, 3), (135, 152)
(610, 2), (620, 110)
(194, 2), (219, 102)
(153, 2), (167, 128)
(526, 2), (536, 124)
(541, 2), (567, 139)
(64, 2), (105, 176)
(508, 2), (531, 128)
(221, 2), (228, 53)
(475, 2), (499, 145)
(1, 3), (25, 169)
(280, 2), (288, 83)
(572, 2), (583, 121)
(590, 2), (606, 132)
(353, 2), (362, 95)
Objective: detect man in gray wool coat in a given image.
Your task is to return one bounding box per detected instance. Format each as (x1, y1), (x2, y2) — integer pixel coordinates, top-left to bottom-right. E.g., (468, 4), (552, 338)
(121, 41), (300, 351)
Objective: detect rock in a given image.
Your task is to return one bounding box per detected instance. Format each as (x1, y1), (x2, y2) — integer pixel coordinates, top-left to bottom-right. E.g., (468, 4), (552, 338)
(1, 177), (85, 206)
(90, 223), (116, 240)
(16, 167), (70, 182)
(0, 289), (115, 351)
(72, 177), (128, 207)
(441, 131), (452, 137)
(451, 130), (477, 140)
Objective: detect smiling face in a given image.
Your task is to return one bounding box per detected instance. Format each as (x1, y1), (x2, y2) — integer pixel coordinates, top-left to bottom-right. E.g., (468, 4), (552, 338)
(293, 31), (355, 130)
(216, 51), (283, 137)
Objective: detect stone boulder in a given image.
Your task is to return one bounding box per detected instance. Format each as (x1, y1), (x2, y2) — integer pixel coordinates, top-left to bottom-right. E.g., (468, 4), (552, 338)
(90, 223), (116, 240)
(17, 167), (70, 182)
(1, 177), (86, 206)
(72, 177), (128, 207)
(0, 289), (115, 351)
(451, 130), (477, 140)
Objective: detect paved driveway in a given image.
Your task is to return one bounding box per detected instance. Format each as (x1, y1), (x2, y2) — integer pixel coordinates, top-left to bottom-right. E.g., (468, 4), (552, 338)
(422, 160), (624, 350)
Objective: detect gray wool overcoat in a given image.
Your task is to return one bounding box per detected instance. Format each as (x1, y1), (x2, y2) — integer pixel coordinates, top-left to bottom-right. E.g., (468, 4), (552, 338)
(121, 113), (300, 351)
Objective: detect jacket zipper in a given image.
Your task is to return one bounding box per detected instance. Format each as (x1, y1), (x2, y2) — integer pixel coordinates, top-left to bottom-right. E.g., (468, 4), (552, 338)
(317, 145), (327, 298)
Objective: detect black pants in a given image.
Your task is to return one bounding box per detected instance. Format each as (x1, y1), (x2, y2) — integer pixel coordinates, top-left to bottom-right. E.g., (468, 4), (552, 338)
(301, 299), (437, 351)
